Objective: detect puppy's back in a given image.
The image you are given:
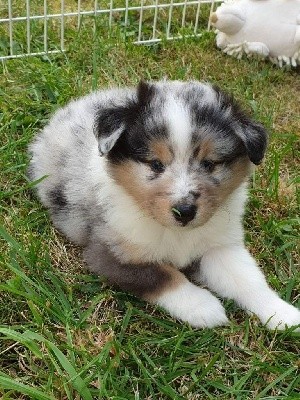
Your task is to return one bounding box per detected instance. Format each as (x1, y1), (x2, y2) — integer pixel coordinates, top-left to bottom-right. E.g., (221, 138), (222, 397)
(28, 88), (133, 244)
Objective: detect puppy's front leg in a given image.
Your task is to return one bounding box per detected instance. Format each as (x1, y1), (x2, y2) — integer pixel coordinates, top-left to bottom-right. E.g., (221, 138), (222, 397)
(197, 246), (300, 330)
(84, 242), (228, 328)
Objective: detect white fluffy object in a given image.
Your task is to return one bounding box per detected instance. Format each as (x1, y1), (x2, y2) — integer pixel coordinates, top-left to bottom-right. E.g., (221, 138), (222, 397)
(211, 0), (300, 67)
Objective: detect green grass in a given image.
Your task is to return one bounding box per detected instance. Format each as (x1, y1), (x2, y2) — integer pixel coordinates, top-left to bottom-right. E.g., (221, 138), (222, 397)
(1, 14), (300, 400)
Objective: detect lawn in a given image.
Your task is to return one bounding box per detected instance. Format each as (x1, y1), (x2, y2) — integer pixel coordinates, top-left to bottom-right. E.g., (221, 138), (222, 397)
(0, 8), (300, 400)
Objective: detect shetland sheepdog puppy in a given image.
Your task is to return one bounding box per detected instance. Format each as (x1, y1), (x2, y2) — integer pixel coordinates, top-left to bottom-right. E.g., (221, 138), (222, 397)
(28, 80), (300, 329)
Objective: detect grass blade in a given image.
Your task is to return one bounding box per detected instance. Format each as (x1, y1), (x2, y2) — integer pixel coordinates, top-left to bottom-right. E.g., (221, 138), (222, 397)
(0, 373), (55, 400)
(0, 327), (43, 358)
(255, 367), (298, 399)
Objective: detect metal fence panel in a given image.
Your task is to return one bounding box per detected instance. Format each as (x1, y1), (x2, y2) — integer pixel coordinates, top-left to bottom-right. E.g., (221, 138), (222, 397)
(0, 1), (222, 60)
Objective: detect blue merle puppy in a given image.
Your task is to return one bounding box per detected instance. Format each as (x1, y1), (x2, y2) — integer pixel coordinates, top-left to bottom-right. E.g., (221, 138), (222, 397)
(28, 80), (300, 329)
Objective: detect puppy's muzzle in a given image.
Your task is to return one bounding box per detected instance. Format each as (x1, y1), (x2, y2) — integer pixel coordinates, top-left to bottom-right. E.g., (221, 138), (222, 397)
(172, 203), (197, 226)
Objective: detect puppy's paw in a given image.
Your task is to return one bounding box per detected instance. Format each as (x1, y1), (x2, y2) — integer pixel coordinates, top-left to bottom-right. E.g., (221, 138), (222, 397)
(156, 282), (228, 328)
(261, 299), (300, 331)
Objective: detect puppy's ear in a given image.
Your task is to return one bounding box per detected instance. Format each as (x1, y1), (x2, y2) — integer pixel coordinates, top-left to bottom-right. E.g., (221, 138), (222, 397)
(94, 81), (155, 156)
(137, 80), (156, 108)
(236, 119), (268, 165)
(214, 86), (268, 165)
(94, 106), (127, 156)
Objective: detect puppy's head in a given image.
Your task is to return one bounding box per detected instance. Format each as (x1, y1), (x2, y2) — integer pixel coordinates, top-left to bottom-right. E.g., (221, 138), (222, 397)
(94, 81), (267, 228)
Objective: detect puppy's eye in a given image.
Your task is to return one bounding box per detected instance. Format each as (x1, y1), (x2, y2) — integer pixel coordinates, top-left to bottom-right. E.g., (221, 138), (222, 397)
(201, 159), (215, 173)
(150, 159), (165, 173)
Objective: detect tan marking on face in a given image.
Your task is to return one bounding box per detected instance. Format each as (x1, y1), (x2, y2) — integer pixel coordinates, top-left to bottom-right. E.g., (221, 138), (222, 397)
(194, 138), (214, 161)
(143, 263), (186, 302)
(149, 140), (173, 165)
(109, 161), (147, 201)
(192, 156), (252, 226)
(109, 160), (175, 226)
(217, 156), (252, 198)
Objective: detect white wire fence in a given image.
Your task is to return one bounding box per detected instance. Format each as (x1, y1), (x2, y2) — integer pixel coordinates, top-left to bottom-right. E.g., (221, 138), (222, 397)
(0, 1), (222, 60)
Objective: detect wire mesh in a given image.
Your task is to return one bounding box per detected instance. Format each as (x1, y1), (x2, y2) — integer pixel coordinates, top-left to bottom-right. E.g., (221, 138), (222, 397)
(0, 1), (222, 60)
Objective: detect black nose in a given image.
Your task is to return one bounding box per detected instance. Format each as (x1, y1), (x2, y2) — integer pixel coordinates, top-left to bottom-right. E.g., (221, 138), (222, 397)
(172, 204), (197, 225)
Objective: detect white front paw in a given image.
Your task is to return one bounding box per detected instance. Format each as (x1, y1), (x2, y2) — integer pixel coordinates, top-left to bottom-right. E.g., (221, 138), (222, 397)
(156, 282), (228, 328)
(261, 299), (300, 331)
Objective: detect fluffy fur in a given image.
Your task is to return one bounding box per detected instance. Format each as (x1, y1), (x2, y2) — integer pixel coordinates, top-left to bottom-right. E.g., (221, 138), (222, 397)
(28, 80), (300, 330)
